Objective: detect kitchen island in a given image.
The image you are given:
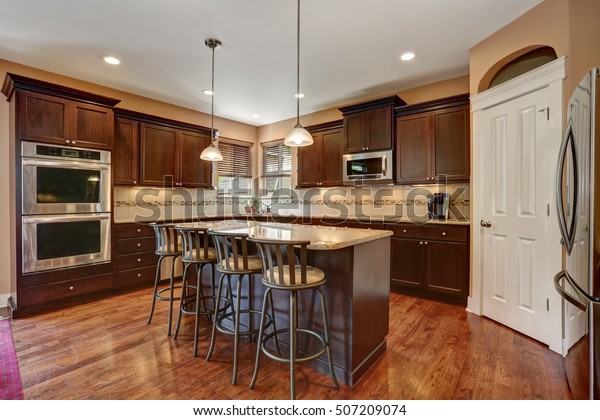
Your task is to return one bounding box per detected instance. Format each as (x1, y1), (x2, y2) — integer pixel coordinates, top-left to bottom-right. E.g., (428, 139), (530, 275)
(178, 220), (392, 386)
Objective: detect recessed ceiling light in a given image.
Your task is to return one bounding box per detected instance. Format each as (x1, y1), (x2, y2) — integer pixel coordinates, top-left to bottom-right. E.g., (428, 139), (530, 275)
(400, 51), (416, 61)
(203, 89), (214, 96)
(251, 114), (261, 119)
(294, 92), (305, 98)
(103, 56), (120, 65)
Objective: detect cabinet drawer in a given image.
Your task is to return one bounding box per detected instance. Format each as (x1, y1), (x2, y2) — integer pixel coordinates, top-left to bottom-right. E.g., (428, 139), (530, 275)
(116, 265), (157, 289)
(116, 223), (154, 239)
(117, 251), (159, 270)
(423, 225), (468, 243)
(386, 224), (425, 239)
(117, 236), (156, 254)
(19, 273), (113, 307)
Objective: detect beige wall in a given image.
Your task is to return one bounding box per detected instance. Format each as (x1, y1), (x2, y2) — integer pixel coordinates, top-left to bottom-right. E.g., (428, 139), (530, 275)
(469, 0), (569, 95)
(257, 75), (469, 143)
(470, 0), (600, 98)
(0, 82), (11, 299)
(567, 0), (600, 96)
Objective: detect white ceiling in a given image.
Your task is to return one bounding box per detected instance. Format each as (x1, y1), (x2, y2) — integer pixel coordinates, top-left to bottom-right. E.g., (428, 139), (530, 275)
(0, 0), (543, 126)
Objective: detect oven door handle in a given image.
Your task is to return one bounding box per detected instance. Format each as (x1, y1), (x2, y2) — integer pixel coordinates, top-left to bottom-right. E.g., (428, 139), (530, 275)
(22, 213), (111, 224)
(22, 157), (110, 171)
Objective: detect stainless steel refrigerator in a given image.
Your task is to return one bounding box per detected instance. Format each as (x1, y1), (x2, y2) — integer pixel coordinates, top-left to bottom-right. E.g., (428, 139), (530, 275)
(554, 68), (600, 400)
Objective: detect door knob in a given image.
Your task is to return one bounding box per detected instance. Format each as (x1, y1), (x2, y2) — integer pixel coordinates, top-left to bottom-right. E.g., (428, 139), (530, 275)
(480, 220), (492, 228)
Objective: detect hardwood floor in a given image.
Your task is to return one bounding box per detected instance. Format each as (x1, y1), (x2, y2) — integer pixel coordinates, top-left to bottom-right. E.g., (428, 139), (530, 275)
(10, 288), (572, 400)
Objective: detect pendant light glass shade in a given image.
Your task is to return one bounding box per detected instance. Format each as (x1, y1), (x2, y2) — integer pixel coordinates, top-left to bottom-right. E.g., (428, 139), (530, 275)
(201, 38), (224, 161)
(284, 0), (313, 148)
(284, 123), (313, 146)
(200, 144), (223, 161)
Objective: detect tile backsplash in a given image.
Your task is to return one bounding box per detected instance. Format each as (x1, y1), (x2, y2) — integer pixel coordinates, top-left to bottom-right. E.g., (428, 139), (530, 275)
(114, 183), (470, 222)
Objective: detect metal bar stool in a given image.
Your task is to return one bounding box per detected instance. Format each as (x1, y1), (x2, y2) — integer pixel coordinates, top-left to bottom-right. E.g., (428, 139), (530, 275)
(206, 230), (276, 385)
(148, 223), (182, 336)
(248, 237), (339, 400)
(173, 226), (224, 356)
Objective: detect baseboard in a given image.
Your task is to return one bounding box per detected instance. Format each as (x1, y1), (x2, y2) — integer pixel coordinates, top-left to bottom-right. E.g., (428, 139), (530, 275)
(0, 293), (11, 308)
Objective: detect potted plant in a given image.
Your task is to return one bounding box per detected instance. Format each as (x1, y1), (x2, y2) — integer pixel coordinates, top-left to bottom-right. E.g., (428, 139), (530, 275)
(244, 197), (260, 214)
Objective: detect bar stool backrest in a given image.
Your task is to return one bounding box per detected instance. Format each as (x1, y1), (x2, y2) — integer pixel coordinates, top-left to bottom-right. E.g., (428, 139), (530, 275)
(149, 223), (180, 256)
(209, 230), (255, 274)
(176, 226), (215, 263)
(249, 237), (310, 286)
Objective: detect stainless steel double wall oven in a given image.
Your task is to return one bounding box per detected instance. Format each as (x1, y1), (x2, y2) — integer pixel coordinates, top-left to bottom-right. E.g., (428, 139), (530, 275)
(21, 141), (111, 273)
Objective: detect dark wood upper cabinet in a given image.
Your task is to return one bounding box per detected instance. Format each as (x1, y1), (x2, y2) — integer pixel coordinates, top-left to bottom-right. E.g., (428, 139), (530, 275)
(116, 109), (213, 189)
(395, 94), (470, 184)
(297, 137), (321, 188)
(140, 123), (178, 186)
(113, 117), (140, 185)
(319, 128), (344, 186)
(178, 130), (211, 188)
(395, 113), (431, 183)
(432, 105), (470, 182)
(339, 96), (405, 153)
(17, 90), (114, 149)
(2, 74), (120, 150)
(297, 121), (343, 188)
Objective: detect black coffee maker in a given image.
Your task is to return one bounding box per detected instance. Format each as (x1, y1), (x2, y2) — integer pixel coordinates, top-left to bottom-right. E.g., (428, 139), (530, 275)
(427, 193), (450, 219)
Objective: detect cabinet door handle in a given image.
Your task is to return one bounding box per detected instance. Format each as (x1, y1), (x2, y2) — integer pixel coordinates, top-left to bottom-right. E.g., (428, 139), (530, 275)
(424, 241), (428, 246)
(69, 286), (74, 291)
(72, 140), (76, 145)
(419, 241), (424, 245)
(137, 258), (142, 262)
(137, 273), (142, 278)
(133, 181), (137, 185)
(402, 229), (407, 233)
(137, 243), (142, 247)
(137, 228), (142, 233)
(65, 139), (71, 144)
(442, 232), (447, 236)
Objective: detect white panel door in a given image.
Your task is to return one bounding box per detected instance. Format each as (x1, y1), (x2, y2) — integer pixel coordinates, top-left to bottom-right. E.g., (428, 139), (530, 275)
(481, 87), (552, 344)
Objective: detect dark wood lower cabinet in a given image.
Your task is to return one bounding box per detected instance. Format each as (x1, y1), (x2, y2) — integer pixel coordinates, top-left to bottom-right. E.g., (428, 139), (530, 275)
(387, 223), (470, 304)
(425, 240), (468, 298)
(114, 223), (157, 289)
(11, 217), (469, 317)
(390, 238), (425, 290)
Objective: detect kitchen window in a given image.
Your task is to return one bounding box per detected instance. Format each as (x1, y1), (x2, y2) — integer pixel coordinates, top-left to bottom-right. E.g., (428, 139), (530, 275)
(263, 141), (292, 193)
(217, 140), (253, 196)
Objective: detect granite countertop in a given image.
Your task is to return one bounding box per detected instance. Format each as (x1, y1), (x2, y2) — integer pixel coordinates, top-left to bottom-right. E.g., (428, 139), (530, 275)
(113, 214), (243, 224)
(176, 220), (393, 250)
(318, 215), (471, 226)
(113, 213), (470, 226)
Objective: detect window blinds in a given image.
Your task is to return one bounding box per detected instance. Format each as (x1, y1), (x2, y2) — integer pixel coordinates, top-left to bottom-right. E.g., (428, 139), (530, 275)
(218, 142), (252, 178)
(263, 143), (292, 177)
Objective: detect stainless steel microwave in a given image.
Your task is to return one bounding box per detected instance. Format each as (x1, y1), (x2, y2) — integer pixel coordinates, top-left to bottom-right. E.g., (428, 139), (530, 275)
(342, 149), (393, 183)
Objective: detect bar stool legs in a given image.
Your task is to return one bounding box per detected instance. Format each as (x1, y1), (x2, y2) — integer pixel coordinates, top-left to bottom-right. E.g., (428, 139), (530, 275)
(173, 261), (215, 356)
(206, 273), (244, 385)
(207, 272), (275, 385)
(147, 254), (180, 336)
(250, 286), (339, 400)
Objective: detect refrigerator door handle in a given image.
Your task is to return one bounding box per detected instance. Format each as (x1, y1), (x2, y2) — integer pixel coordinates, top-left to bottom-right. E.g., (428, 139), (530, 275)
(555, 118), (579, 254)
(554, 270), (588, 311)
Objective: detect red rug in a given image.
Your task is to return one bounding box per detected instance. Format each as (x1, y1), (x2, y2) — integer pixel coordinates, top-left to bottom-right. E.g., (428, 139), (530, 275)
(0, 319), (24, 400)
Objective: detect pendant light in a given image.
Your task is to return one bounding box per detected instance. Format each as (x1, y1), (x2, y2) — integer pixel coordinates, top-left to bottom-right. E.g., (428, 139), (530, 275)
(283, 0), (313, 147)
(200, 38), (224, 161)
